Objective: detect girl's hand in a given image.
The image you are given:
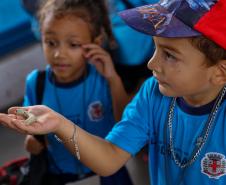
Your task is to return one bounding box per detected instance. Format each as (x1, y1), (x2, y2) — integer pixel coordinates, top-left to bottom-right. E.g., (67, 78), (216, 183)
(83, 44), (118, 80)
(0, 105), (65, 135)
(24, 135), (45, 155)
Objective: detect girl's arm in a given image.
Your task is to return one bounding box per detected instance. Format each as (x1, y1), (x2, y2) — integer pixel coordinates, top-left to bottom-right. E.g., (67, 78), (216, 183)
(106, 73), (131, 121)
(0, 105), (131, 176)
(83, 44), (131, 121)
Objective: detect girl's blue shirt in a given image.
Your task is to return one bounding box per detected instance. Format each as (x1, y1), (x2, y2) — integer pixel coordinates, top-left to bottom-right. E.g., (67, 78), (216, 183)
(24, 64), (115, 174)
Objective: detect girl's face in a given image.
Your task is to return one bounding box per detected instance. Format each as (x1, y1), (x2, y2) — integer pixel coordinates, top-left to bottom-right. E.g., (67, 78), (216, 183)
(41, 13), (92, 83)
(148, 37), (219, 106)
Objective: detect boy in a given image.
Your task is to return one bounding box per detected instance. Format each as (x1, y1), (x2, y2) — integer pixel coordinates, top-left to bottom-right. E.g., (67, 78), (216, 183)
(0, 0), (226, 184)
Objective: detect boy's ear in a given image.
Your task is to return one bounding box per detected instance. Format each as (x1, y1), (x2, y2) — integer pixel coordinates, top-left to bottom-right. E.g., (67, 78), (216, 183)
(212, 60), (226, 85)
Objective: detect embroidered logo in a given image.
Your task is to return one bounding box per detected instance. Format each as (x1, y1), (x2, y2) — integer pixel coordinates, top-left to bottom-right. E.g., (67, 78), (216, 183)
(88, 101), (104, 122)
(137, 5), (167, 30)
(201, 152), (226, 179)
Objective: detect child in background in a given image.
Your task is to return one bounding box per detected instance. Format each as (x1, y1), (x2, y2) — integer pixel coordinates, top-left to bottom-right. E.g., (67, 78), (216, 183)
(21, 0), (157, 94)
(22, 0), (133, 185)
(1, 0), (226, 185)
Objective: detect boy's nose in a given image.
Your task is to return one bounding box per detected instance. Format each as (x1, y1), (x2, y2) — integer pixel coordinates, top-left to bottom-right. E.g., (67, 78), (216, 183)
(147, 51), (161, 72)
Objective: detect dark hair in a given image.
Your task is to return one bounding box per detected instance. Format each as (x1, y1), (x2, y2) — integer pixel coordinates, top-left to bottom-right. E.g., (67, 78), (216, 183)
(190, 36), (226, 66)
(38, 0), (114, 45)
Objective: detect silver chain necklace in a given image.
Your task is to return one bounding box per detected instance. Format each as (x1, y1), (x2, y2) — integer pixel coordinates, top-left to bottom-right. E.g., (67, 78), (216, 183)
(168, 86), (226, 168)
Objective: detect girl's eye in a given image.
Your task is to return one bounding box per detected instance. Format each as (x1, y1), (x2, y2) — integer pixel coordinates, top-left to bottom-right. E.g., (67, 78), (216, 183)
(45, 40), (57, 47)
(70, 43), (81, 48)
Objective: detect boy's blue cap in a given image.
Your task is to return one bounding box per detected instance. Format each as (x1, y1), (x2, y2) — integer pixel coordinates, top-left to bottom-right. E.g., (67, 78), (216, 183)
(119, 0), (226, 49)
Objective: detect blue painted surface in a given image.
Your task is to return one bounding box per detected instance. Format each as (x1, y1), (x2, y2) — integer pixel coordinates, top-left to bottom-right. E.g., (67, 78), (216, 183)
(0, 0), (36, 57)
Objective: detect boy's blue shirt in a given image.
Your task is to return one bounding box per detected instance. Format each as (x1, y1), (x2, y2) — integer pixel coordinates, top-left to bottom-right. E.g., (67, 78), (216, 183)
(23, 65), (115, 174)
(106, 77), (226, 185)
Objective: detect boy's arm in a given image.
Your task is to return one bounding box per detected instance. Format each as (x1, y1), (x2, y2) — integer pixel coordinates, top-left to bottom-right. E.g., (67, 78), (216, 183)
(55, 119), (131, 176)
(0, 105), (132, 176)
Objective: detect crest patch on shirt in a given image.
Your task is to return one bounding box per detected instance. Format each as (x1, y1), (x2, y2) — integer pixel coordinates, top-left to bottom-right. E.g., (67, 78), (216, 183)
(88, 101), (104, 121)
(201, 152), (226, 179)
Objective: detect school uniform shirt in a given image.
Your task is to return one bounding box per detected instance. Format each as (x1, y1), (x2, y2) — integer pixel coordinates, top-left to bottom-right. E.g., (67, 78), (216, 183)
(23, 64), (115, 174)
(106, 77), (226, 185)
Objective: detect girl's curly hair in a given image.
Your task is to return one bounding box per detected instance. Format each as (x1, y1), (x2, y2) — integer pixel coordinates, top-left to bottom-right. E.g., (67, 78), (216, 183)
(38, 0), (114, 45)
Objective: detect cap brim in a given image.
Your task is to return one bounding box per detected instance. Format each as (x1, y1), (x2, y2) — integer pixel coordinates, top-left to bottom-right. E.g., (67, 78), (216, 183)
(119, 4), (201, 38)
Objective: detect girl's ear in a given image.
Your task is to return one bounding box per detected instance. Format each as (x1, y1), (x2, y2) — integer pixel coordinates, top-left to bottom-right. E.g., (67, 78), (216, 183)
(93, 34), (103, 46)
(212, 60), (226, 85)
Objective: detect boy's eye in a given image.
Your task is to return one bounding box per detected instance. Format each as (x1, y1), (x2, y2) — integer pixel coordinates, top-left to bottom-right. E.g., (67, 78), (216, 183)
(163, 50), (177, 62)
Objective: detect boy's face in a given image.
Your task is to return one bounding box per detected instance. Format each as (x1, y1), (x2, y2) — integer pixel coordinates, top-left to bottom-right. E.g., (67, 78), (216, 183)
(41, 13), (92, 83)
(148, 37), (216, 103)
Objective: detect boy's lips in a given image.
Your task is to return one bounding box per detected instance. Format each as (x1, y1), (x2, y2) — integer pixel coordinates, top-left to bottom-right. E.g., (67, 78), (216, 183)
(154, 75), (167, 85)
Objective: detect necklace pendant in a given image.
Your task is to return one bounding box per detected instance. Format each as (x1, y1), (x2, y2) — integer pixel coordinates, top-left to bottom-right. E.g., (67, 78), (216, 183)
(196, 137), (203, 147)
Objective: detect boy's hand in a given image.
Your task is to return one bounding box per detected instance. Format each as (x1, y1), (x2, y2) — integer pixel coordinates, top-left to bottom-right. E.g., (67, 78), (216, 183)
(83, 44), (118, 80)
(0, 105), (66, 135)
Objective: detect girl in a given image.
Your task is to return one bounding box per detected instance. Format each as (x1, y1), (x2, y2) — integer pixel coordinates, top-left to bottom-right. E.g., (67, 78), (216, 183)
(21, 0), (133, 184)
